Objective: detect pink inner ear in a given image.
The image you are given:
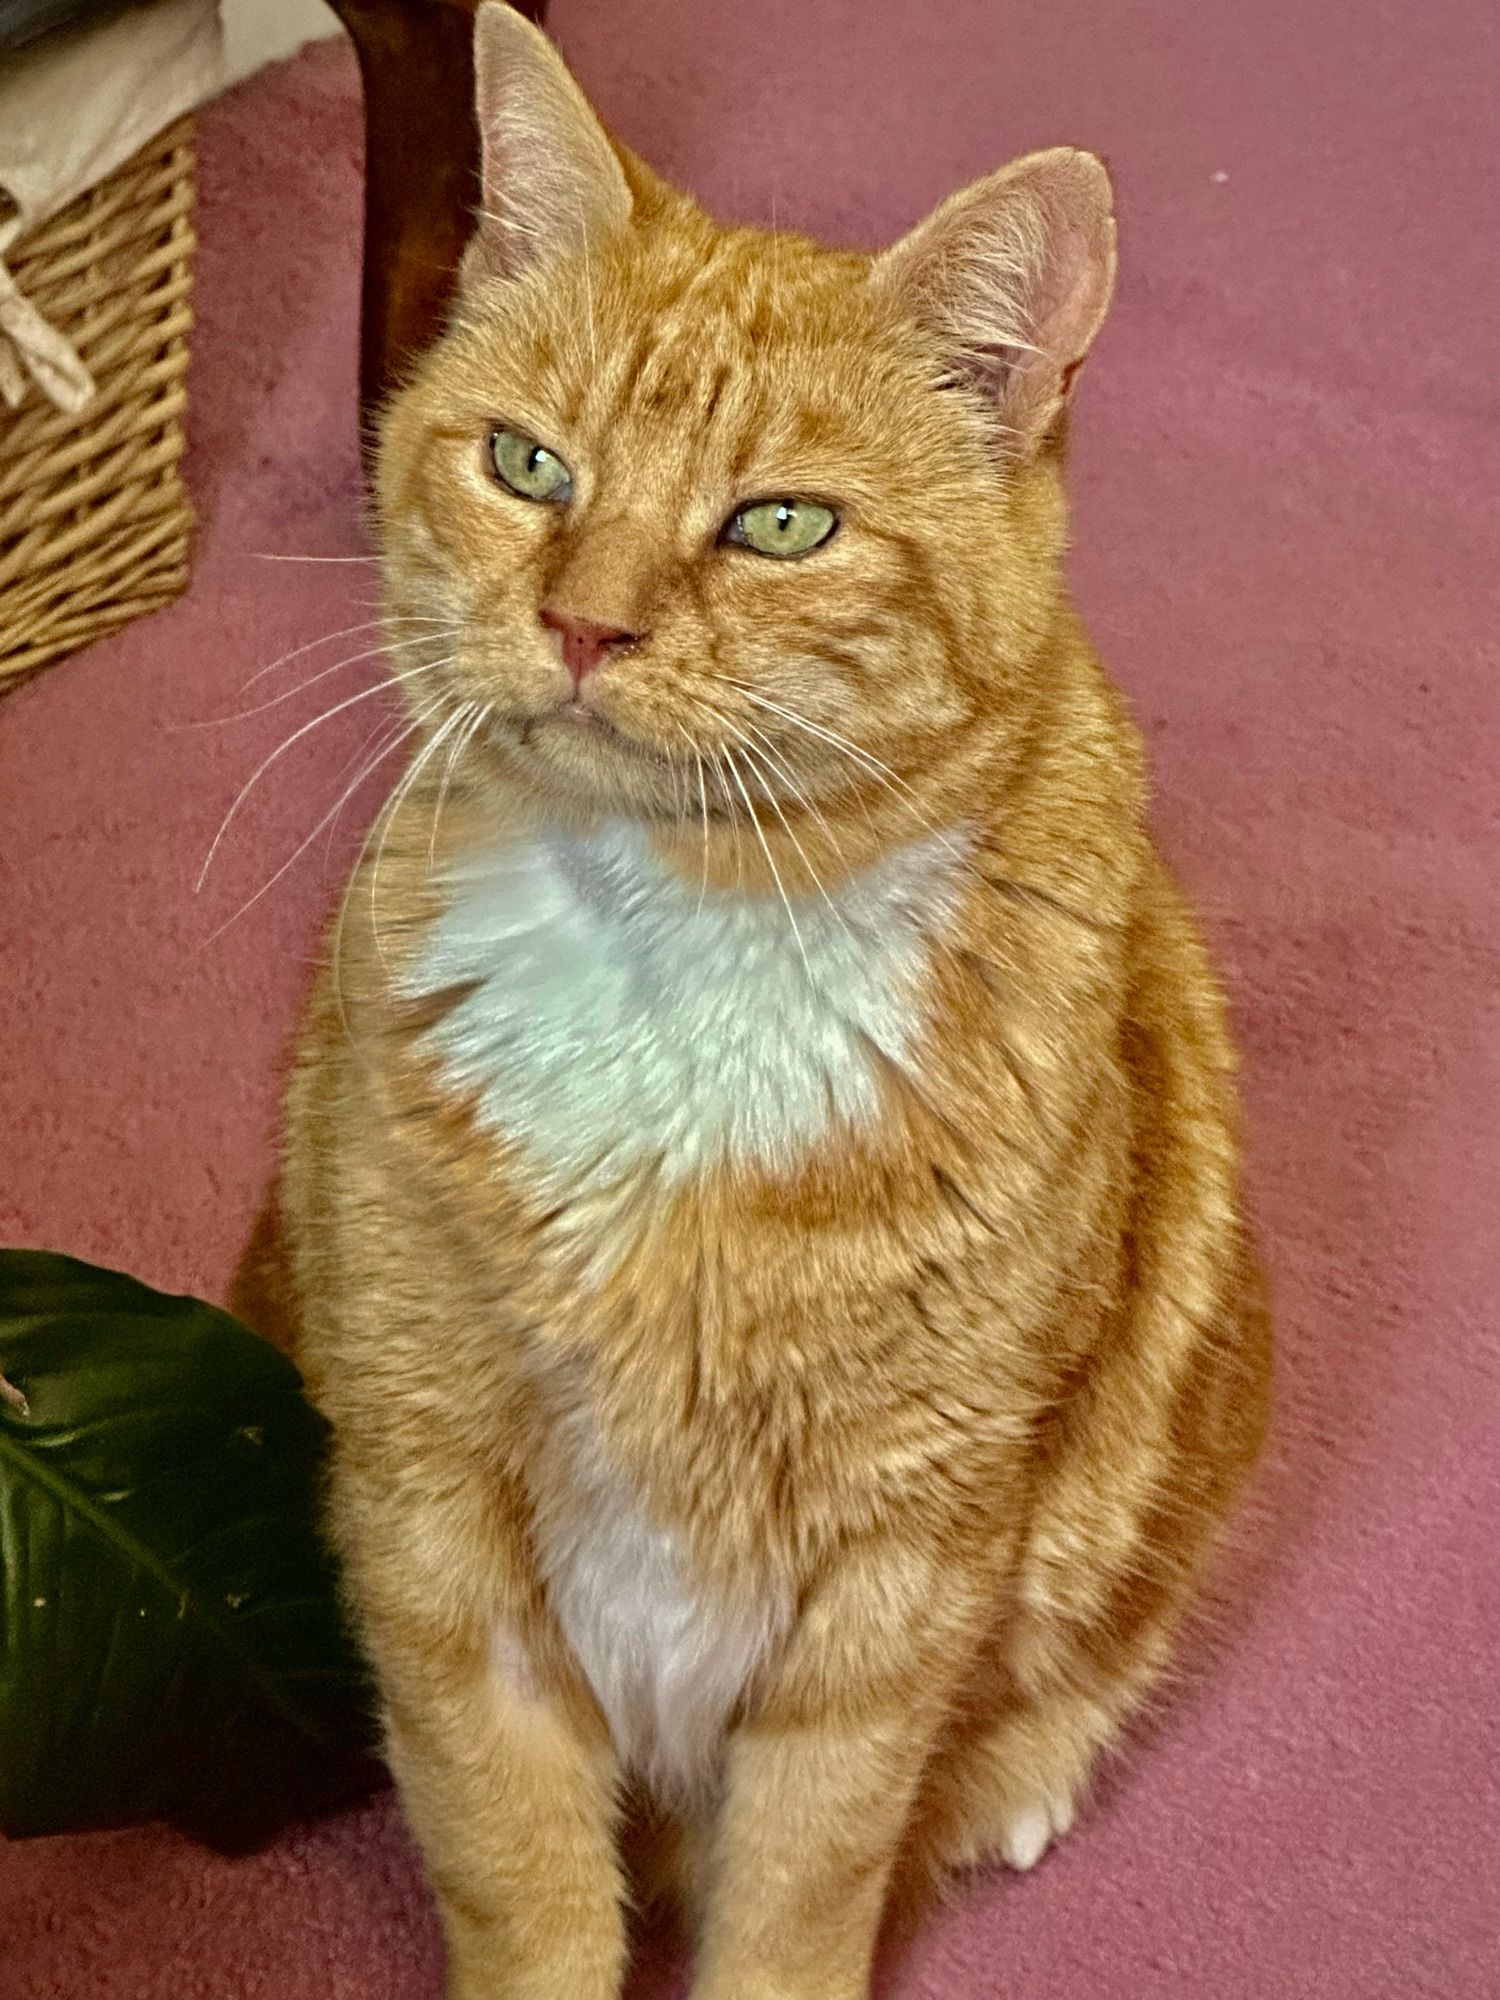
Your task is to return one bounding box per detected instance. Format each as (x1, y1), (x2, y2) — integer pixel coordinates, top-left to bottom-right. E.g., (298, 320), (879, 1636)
(875, 148), (1116, 445)
(992, 179), (1116, 438)
(466, 2), (634, 288)
(1032, 228), (1097, 362)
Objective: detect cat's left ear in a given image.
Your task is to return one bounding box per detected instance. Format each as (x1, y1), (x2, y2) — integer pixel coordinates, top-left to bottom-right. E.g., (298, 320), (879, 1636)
(871, 148), (1116, 453)
(462, 4), (633, 291)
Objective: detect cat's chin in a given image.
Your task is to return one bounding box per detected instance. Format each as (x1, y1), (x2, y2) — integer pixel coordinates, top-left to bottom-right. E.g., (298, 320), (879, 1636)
(489, 708), (684, 820)
(535, 701), (650, 755)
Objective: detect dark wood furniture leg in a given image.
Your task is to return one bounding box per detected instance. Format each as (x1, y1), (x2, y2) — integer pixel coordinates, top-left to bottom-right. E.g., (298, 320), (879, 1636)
(325, 0), (550, 459)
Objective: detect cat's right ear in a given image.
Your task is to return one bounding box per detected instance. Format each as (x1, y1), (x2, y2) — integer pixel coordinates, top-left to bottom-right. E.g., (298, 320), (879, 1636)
(462, 4), (633, 290)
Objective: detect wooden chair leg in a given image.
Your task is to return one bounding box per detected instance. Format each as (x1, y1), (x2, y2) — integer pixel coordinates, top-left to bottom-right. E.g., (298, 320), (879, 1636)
(325, 0), (550, 460)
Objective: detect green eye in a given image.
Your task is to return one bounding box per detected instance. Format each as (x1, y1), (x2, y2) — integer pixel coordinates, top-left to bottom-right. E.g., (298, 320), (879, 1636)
(726, 498), (838, 559)
(489, 426), (572, 503)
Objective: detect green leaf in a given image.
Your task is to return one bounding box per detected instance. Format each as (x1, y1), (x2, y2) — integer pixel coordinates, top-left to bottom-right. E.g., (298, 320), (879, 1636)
(0, 1250), (381, 1843)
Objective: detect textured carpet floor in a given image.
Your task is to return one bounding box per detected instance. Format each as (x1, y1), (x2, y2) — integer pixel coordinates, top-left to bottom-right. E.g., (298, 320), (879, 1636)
(2, 3), (1497, 1995)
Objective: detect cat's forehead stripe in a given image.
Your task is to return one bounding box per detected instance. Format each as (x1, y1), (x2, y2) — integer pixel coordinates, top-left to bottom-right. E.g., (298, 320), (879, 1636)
(549, 233), (862, 445)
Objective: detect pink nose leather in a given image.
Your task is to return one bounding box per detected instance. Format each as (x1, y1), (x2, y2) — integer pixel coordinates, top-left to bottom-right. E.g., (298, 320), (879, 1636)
(539, 605), (639, 686)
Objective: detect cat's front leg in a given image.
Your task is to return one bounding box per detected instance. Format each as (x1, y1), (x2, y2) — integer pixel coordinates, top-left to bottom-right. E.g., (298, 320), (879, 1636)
(389, 1678), (626, 2000)
(338, 1468), (627, 2000)
(691, 1540), (976, 2000)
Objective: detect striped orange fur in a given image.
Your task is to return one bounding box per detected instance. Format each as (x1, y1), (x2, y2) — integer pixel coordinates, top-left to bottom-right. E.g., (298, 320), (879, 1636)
(273, 10), (1271, 1997)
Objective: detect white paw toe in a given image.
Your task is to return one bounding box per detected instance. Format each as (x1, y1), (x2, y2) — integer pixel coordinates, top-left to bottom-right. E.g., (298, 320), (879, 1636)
(999, 1792), (1075, 1872)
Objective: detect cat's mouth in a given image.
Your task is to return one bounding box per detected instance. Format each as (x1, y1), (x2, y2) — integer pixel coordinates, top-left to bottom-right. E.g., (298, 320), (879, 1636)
(549, 698), (621, 740)
(515, 700), (672, 768)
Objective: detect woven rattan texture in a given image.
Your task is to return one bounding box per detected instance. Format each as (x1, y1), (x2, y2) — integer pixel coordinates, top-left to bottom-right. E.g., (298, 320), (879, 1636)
(0, 119), (196, 683)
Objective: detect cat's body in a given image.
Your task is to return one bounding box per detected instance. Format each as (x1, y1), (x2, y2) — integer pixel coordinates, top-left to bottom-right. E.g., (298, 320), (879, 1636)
(277, 11), (1271, 1997)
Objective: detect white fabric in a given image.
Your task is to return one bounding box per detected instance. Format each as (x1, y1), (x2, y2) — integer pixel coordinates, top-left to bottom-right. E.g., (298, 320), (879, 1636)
(0, 0), (223, 414)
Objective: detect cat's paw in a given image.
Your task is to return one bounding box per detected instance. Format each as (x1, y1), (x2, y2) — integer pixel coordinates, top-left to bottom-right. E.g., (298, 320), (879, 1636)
(998, 1789), (1076, 1871)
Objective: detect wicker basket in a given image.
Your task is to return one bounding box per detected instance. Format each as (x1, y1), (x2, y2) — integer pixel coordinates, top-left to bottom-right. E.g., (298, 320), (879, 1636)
(0, 118), (196, 685)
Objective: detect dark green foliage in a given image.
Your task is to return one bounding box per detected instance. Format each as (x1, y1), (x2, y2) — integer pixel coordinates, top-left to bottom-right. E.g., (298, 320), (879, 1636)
(0, 1251), (380, 1845)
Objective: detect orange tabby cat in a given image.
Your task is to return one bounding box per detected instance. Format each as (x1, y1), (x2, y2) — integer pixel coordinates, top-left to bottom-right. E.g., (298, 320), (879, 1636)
(277, 8), (1271, 1996)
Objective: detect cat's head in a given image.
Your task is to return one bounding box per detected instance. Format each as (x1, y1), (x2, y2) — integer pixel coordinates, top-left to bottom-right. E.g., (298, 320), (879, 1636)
(378, 4), (1116, 853)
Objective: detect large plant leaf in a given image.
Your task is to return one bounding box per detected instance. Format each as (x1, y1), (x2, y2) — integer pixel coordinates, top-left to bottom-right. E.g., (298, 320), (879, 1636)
(0, 1250), (381, 1843)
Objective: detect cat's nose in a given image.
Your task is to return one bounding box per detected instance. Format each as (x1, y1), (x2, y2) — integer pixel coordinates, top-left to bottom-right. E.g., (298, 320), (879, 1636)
(539, 605), (642, 686)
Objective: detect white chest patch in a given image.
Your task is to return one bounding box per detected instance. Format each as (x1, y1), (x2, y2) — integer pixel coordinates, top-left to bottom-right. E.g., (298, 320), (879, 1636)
(411, 816), (963, 1194)
(529, 1424), (790, 1799)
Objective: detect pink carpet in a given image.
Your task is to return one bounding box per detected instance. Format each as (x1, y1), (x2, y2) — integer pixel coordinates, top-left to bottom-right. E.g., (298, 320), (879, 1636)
(3, 2), (1497, 1994)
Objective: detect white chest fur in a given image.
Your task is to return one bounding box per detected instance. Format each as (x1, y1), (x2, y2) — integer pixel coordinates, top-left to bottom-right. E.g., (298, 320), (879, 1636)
(411, 816), (962, 1194)
(529, 1420), (790, 1799)
(415, 816), (963, 1789)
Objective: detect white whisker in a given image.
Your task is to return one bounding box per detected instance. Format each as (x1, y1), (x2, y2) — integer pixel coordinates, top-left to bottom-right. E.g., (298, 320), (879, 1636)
(728, 683), (969, 867)
(237, 613), (456, 697)
(194, 658), (456, 893)
(690, 690), (853, 907)
(735, 738), (849, 936)
(198, 700), (442, 947)
(319, 709), (424, 868)
(369, 703), (474, 962)
(723, 746), (812, 982)
(708, 746), (744, 887)
(193, 633), (450, 727)
(673, 724), (716, 915)
(248, 552), (381, 565)
(429, 701), (487, 870)
(738, 718), (848, 861)
(235, 618), (388, 697)
(693, 740), (712, 913)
